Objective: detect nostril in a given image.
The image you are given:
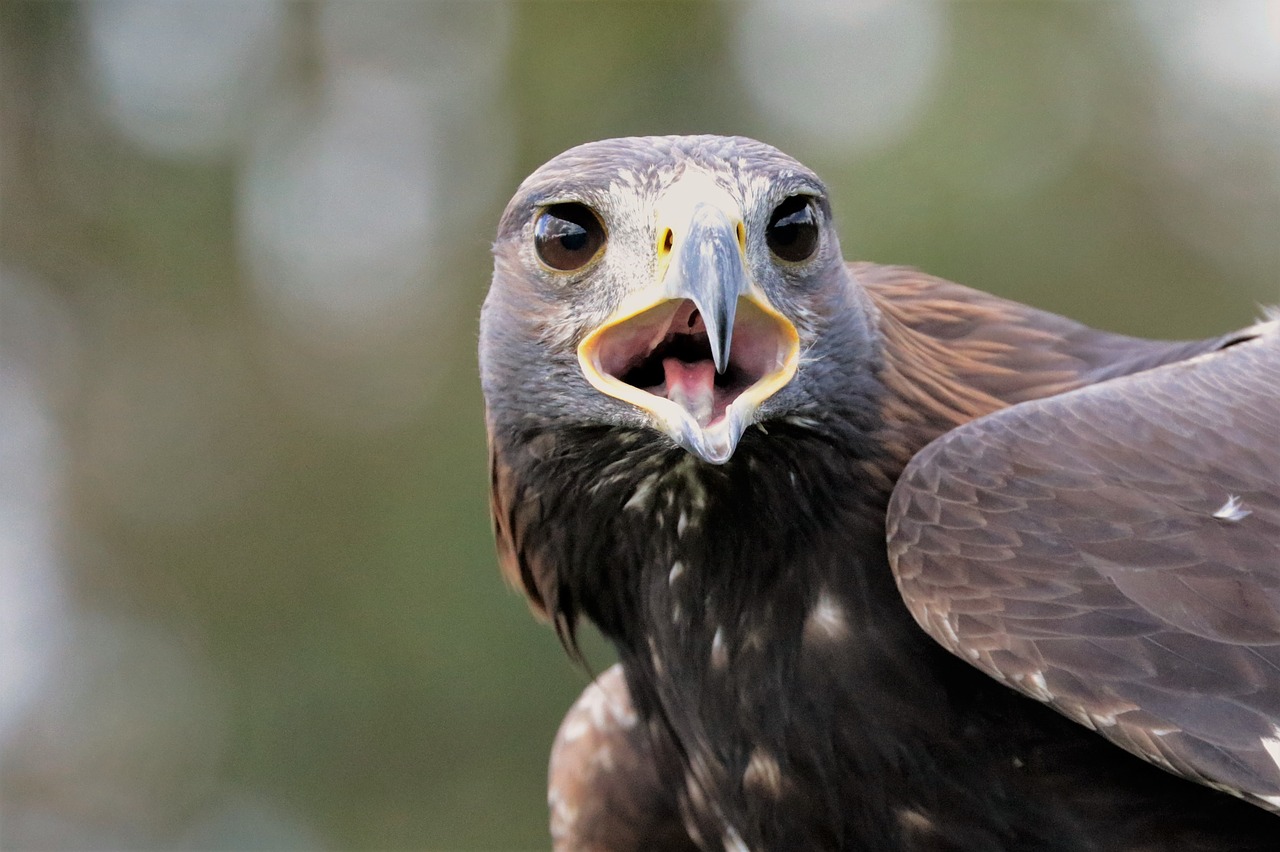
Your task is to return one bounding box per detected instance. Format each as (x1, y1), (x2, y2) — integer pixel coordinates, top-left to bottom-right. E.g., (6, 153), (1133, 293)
(688, 308), (700, 328)
(662, 229), (674, 254)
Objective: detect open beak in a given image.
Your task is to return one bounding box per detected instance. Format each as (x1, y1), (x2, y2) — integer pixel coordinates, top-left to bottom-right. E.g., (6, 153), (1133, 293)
(577, 200), (799, 464)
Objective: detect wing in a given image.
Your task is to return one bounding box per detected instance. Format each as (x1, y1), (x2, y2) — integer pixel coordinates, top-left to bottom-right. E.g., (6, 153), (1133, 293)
(887, 316), (1280, 811)
(548, 665), (697, 851)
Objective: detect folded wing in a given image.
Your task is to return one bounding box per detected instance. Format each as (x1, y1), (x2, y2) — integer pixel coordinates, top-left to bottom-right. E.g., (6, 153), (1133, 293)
(888, 317), (1280, 811)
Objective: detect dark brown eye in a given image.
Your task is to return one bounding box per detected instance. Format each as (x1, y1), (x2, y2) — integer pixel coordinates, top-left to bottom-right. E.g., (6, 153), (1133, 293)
(534, 203), (606, 271)
(766, 196), (819, 263)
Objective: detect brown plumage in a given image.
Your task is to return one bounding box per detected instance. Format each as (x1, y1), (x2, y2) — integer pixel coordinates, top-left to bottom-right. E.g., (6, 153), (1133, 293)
(480, 135), (1280, 850)
(889, 307), (1280, 813)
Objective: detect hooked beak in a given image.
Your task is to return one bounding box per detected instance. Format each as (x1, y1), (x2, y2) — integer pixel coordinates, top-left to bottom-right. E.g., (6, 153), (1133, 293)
(577, 198), (799, 464)
(669, 203), (742, 374)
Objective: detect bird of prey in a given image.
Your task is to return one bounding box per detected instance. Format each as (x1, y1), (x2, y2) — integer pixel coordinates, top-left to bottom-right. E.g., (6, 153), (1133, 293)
(480, 135), (1280, 851)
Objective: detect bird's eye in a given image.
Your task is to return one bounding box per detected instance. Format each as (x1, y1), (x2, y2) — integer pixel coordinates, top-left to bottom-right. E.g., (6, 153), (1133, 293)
(534, 203), (606, 271)
(766, 196), (820, 263)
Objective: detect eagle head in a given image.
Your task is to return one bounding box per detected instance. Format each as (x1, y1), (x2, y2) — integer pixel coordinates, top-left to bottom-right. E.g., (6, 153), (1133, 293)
(481, 135), (879, 468)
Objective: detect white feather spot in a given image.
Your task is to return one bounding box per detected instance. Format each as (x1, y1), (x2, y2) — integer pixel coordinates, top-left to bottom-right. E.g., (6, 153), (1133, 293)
(678, 510), (689, 538)
(897, 808), (935, 835)
(593, 743), (618, 772)
(548, 786), (577, 841)
(571, 670), (639, 733)
(684, 771), (709, 812)
(722, 824), (749, 852)
(1015, 670), (1053, 701)
(624, 475), (658, 511)
(558, 717), (591, 743)
(934, 615), (962, 649)
(1262, 728), (1280, 773)
(669, 560), (686, 585)
(674, 458), (709, 511)
(803, 590), (849, 644)
(1214, 495), (1252, 522)
(711, 627), (729, 670)
(691, 489), (707, 512)
(575, 678), (607, 716)
(648, 636), (664, 677)
(743, 748), (784, 798)
(606, 695), (637, 731)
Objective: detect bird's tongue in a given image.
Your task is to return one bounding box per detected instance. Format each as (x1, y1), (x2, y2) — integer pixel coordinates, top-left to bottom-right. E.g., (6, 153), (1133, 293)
(663, 356), (717, 427)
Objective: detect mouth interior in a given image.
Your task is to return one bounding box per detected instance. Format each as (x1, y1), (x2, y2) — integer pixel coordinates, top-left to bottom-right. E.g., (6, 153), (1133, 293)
(591, 299), (792, 429)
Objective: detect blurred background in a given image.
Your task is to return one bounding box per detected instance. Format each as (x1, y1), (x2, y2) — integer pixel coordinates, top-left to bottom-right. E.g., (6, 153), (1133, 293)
(1, 1), (1277, 849)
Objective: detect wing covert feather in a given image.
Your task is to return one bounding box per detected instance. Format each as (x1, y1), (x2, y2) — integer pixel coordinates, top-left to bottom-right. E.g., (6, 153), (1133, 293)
(888, 320), (1280, 810)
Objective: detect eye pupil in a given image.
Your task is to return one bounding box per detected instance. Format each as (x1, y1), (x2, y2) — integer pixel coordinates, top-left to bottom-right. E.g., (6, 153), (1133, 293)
(766, 196), (819, 263)
(773, 223), (799, 246)
(535, 203), (605, 271)
(559, 226), (587, 252)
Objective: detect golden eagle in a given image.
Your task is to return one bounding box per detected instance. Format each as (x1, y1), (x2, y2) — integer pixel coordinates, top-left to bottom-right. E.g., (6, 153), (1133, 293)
(481, 136), (1280, 850)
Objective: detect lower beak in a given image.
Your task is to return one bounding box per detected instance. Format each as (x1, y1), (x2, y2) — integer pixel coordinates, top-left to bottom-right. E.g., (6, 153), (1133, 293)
(577, 205), (799, 464)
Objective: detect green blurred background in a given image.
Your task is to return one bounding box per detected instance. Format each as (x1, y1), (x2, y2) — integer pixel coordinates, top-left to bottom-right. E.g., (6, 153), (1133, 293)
(0, 1), (1276, 849)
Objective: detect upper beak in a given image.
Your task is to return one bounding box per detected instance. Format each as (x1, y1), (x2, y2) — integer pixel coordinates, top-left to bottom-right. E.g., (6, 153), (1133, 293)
(577, 200), (799, 464)
(665, 203), (743, 374)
